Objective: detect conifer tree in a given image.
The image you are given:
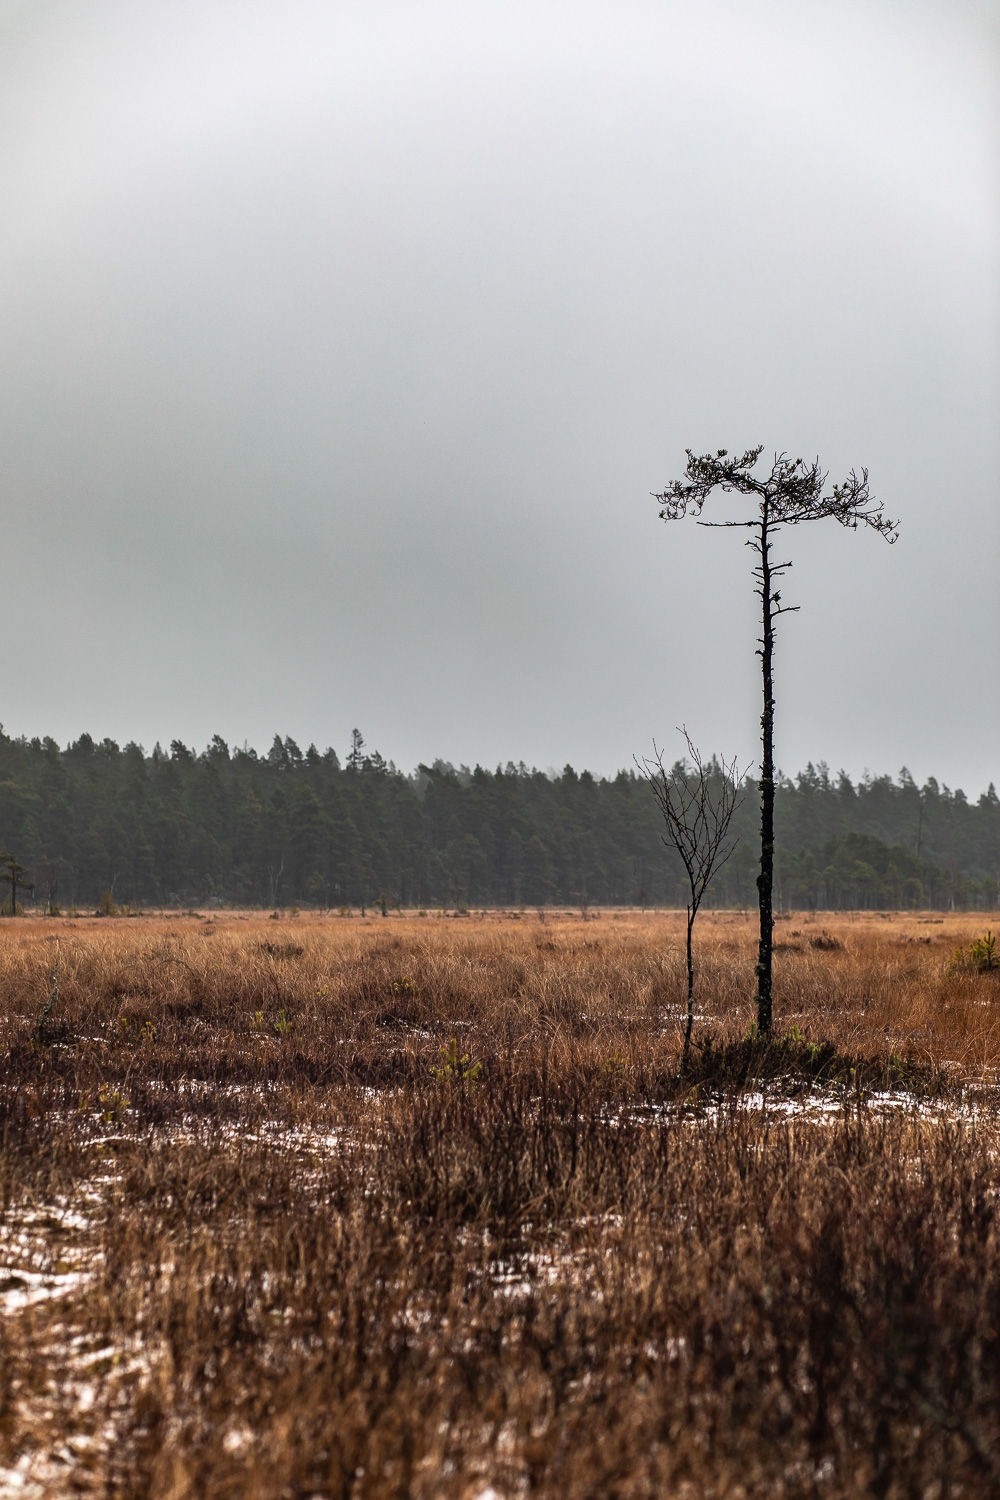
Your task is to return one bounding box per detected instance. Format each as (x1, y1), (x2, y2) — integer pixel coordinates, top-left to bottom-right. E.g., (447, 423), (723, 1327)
(0, 851), (33, 915)
(654, 447), (898, 1033)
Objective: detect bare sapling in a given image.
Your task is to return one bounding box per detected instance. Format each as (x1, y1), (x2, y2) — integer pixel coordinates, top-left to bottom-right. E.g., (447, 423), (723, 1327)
(638, 730), (743, 1060)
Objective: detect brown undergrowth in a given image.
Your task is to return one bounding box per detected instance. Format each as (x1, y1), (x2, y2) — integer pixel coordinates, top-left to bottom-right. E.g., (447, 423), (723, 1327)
(1, 909), (999, 1497)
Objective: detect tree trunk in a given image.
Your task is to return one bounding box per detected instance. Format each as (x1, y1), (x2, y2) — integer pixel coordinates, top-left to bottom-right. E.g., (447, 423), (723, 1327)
(684, 906), (695, 1058)
(756, 519), (774, 1034)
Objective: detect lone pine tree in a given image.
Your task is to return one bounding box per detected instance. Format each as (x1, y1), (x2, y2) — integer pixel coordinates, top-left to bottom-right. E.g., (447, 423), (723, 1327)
(654, 447), (898, 1034)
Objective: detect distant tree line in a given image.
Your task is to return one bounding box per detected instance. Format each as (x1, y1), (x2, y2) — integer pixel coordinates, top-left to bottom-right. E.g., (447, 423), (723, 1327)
(0, 728), (995, 911)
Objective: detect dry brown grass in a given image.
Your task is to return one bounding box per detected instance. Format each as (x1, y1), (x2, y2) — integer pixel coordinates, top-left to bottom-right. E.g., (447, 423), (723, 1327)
(1, 909), (999, 1497)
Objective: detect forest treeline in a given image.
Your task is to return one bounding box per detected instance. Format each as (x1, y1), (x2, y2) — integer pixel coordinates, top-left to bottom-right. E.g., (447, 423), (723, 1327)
(0, 728), (996, 911)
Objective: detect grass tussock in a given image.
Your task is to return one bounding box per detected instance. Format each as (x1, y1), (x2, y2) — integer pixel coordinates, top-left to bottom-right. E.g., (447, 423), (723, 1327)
(1, 908), (1000, 1497)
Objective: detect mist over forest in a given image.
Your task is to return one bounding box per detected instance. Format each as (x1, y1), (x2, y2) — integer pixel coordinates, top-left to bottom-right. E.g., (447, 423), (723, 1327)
(1, 728), (996, 912)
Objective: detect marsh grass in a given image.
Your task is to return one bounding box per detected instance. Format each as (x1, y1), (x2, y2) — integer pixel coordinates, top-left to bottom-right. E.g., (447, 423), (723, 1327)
(1, 909), (1000, 1496)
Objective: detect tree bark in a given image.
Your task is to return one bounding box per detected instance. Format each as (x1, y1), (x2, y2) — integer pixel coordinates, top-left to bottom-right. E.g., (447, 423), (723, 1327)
(684, 906), (695, 1058)
(756, 518), (774, 1034)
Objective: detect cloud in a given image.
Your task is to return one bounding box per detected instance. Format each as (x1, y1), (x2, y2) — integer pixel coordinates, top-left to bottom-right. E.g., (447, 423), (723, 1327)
(0, 0), (995, 789)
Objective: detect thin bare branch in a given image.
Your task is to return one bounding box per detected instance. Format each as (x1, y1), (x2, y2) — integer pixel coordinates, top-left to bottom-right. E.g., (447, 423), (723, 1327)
(636, 730), (745, 1059)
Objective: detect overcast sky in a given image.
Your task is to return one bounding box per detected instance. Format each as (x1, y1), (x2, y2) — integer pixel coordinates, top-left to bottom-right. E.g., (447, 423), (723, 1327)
(0, 0), (996, 790)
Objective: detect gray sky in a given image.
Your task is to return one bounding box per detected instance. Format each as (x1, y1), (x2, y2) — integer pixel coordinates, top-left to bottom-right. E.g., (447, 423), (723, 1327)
(0, 0), (996, 790)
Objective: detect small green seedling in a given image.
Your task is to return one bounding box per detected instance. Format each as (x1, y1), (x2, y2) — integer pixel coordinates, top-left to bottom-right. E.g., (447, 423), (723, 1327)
(971, 931), (999, 972)
(97, 1087), (130, 1126)
(431, 1037), (482, 1089)
(949, 930), (1000, 975)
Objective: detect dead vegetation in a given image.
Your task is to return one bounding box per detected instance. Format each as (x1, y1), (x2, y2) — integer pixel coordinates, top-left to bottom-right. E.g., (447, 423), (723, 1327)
(1, 908), (1000, 1497)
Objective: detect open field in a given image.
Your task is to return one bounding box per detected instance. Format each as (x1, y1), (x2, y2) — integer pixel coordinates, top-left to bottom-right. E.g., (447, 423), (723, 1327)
(2, 909), (1000, 1497)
